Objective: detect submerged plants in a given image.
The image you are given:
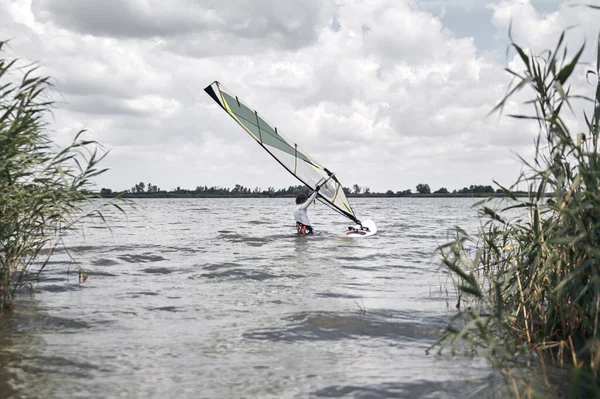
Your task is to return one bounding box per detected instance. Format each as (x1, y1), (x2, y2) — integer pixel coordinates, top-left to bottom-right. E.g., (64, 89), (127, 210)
(432, 25), (600, 397)
(0, 40), (118, 311)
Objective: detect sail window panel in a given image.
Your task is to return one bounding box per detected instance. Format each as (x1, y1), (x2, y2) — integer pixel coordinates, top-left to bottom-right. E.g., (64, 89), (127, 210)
(293, 157), (328, 188)
(319, 178), (339, 202)
(272, 150), (322, 185)
(334, 196), (354, 217)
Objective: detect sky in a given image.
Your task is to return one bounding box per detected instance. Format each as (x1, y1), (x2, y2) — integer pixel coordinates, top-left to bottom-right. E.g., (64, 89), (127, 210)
(1, 0), (599, 193)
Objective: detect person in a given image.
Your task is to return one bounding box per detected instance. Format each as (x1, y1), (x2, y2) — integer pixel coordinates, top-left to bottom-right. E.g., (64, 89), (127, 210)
(294, 186), (319, 236)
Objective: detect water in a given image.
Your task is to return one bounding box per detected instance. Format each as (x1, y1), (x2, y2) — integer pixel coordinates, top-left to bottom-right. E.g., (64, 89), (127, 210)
(1, 198), (514, 398)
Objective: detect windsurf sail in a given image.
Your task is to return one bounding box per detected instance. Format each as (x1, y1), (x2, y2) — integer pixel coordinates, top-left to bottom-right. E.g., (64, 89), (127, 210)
(204, 81), (360, 224)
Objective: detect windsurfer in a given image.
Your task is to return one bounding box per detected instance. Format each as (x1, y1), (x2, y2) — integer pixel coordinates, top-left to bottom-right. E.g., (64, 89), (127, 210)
(294, 186), (319, 235)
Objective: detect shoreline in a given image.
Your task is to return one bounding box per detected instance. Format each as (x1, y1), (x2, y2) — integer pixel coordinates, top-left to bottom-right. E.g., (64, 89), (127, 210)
(94, 192), (538, 199)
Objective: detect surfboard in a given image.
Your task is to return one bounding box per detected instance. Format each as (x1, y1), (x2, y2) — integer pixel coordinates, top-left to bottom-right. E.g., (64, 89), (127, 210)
(344, 219), (377, 237)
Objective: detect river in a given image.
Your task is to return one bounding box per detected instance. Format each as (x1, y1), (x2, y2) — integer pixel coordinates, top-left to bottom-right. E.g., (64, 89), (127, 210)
(0, 197), (520, 398)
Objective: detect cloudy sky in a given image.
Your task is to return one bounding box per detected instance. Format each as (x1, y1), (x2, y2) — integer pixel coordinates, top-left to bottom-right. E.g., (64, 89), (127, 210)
(1, 0), (598, 193)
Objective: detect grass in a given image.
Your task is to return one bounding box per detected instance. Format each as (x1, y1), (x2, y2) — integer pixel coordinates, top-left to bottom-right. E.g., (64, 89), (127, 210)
(431, 23), (600, 397)
(0, 40), (121, 311)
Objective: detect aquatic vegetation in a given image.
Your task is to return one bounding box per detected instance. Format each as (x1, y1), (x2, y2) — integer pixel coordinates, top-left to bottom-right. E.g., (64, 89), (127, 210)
(0, 41), (118, 311)
(433, 27), (600, 396)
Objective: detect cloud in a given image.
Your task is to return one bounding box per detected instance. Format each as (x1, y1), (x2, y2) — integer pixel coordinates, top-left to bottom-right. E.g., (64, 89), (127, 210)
(1, 0), (596, 194)
(46, 41), (173, 100)
(489, 0), (598, 50)
(32, 0), (218, 38)
(31, 0), (333, 54)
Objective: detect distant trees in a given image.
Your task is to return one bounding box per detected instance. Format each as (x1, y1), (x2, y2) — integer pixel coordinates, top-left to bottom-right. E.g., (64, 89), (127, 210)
(457, 185), (495, 194)
(232, 184), (249, 194)
(131, 181), (159, 193)
(416, 183), (431, 194)
(110, 181), (516, 198)
(131, 182), (145, 193)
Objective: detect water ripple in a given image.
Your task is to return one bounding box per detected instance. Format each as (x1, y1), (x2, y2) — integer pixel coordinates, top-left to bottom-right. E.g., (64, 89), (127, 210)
(243, 310), (438, 343)
(117, 254), (167, 263)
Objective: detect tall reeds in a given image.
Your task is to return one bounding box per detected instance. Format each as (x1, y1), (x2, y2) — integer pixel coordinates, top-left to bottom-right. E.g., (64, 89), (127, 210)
(0, 41), (116, 311)
(433, 27), (600, 396)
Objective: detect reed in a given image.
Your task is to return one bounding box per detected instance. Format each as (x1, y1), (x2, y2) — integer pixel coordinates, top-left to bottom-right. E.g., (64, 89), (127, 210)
(432, 26), (600, 396)
(0, 41), (119, 311)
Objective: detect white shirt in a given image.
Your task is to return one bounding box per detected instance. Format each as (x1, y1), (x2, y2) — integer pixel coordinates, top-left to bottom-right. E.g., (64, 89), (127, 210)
(293, 191), (317, 226)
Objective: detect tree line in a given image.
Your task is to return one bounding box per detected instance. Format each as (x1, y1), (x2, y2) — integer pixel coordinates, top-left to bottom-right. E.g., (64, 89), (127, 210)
(98, 182), (527, 198)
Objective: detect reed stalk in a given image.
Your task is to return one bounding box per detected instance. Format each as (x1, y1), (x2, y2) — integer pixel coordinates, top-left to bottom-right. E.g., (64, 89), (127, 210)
(0, 40), (121, 311)
(432, 22), (600, 396)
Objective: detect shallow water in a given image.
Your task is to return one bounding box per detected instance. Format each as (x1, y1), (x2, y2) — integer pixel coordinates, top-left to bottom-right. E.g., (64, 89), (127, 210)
(1, 198), (518, 398)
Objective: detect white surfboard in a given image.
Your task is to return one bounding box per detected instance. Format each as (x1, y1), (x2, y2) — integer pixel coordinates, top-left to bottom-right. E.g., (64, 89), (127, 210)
(344, 219), (377, 237)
